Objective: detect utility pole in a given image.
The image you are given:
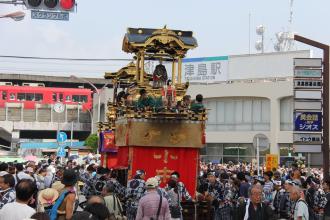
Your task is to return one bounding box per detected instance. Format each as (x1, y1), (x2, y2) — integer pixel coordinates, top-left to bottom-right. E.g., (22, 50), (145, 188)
(294, 35), (329, 179)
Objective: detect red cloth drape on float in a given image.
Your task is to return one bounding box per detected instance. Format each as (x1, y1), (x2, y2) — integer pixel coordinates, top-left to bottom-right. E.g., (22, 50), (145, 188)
(115, 146), (199, 198)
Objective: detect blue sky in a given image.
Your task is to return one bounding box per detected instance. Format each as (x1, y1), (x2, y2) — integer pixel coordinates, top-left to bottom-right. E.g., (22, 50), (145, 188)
(0, 0), (329, 77)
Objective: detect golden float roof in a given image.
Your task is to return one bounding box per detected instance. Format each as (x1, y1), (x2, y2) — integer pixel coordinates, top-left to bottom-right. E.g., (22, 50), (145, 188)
(104, 61), (136, 80)
(122, 26), (198, 57)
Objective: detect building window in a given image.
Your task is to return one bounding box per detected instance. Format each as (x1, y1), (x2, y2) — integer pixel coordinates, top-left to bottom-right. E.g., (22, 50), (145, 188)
(72, 95), (79, 102)
(81, 95), (87, 103)
(52, 93), (57, 102)
(35, 93), (43, 101)
(280, 97), (293, 131)
(200, 143), (261, 163)
(72, 95), (87, 103)
(17, 93), (26, 101)
(205, 97), (270, 131)
(2, 91), (7, 100)
(9, 93), (15, 100)
(59, 93), (63, 102)
(26, 93), (34, 101)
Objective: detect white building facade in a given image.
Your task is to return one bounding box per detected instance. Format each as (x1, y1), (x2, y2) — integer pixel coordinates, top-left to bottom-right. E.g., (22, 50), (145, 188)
(186, 50), (325, 166)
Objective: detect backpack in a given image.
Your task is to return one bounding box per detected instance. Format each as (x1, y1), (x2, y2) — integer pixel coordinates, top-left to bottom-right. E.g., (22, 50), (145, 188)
(305, 188), (316, 208)
(45, 190), (70, 220)
(94, 177), (107, 195)
(305, 189), (315, 218)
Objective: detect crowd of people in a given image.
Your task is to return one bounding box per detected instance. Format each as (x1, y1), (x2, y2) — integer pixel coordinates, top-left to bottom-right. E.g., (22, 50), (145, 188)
(198, 161), (330, 220)
(0, 154), (193, 220)
(0, 155), (329, 220)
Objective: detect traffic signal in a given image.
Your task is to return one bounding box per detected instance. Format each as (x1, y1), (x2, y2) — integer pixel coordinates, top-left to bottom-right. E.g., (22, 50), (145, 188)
(24, 0), (75, 11)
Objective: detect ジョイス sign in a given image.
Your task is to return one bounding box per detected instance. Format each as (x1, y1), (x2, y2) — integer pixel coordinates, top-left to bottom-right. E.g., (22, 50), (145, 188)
(294, 111), (322, 132)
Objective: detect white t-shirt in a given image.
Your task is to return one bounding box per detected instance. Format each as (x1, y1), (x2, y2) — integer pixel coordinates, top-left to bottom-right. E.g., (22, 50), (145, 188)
(294, 199), (309, 220)
(0, 202), (36, 220)
(16, 172), (34, 182)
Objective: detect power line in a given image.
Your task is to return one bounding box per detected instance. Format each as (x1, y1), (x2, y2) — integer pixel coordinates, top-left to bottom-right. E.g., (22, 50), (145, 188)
(0, 55), (133, 62)
(0, 60), (126, 67)
(0, 67), (113, 73)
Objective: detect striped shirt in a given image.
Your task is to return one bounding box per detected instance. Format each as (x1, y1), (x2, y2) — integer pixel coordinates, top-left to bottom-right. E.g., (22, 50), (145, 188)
(136, 191), (171, 220)
(263, 180), (274, 204)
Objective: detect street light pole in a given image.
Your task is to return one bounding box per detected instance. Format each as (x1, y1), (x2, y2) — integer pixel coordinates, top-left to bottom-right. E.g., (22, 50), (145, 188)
(85, 108), (94, 134)
(0, 11), (25, 21)
(70, 75), (110, 134)
(257, 137), (260, 176)
(294, 35), (330, 179)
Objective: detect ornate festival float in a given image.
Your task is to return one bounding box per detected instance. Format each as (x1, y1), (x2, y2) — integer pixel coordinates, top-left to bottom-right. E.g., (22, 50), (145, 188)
(99, 26), (206, 199)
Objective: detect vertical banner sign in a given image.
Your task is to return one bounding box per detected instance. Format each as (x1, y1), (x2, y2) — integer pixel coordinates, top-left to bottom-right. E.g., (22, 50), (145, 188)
(99, 131), (117, 153)
(266, 154), (278, 171)
(293, 58), (323, 153)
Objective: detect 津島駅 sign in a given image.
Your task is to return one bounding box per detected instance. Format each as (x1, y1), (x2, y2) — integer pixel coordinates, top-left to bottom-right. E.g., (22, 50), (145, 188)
(182, 56), (229, 83)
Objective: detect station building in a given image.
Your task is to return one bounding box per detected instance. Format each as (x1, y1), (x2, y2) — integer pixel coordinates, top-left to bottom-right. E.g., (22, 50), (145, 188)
(0, 74), (110, 156)
(184, 50), (323, 165)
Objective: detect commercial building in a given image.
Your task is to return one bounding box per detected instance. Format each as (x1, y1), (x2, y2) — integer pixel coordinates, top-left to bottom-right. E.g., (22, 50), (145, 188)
(0, 74), (110, 156)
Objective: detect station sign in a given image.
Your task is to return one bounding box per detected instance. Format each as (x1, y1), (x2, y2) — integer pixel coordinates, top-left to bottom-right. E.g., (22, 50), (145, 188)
(294, 58), (322, 68)
(293, 133), (322, 144)
(294, 111), (322, 132)
(293, 144), (321, 153)
(294, 101), (322, 110)
(165, 56), (229, 83)
(294, 69), (322, 78)
(294, 90), (322, 100)
(294, 79), (322, 89)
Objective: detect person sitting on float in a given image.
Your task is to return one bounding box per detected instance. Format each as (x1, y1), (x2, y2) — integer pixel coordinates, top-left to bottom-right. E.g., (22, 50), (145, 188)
(190, 94), (205, 113)
(136, 89), (155, 111)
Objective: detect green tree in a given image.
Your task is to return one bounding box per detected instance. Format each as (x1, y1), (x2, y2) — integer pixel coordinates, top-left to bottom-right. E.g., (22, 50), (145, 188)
(85, 134), (98, 153)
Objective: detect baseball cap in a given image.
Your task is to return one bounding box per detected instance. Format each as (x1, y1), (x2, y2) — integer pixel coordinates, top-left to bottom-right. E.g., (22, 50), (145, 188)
(145, 177), (159, 189)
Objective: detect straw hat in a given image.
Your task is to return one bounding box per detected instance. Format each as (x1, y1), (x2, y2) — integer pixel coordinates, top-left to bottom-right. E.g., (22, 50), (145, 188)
(51, 181), (65, 192)
(38, 188), (59, 205)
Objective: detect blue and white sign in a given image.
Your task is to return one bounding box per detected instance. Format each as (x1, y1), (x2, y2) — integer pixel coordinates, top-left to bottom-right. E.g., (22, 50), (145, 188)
(294, 112), (322, 132)
(57, 146), (66, 157)
(57, 132), (67, 143)
(31, 10), (69, 21)
(163, 56), (229, 83)
(182, 56), (229, 83)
